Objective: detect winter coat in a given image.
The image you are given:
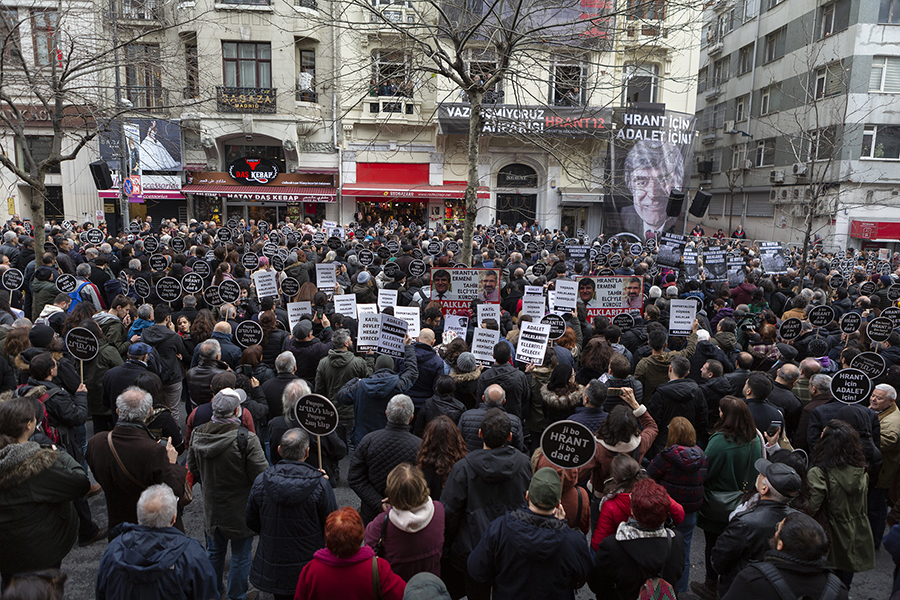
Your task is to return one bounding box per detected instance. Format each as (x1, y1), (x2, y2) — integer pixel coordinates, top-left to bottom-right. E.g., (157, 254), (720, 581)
(689, 340), (731, 384)
(28, 379), (89, 463)
(35, 304), (66, 334)
(127, 317), (154, 341)
(577, 408), (659, 495)
(414, 393), (466, 435)
(0, 443), (89, 579)
(141, 324), (185, 385)
(186, 421), (268, 539)
(246, 460), (338, 595)
(96, 523), (219, 600)
(102, 359), (152, 412)
(647, 378), (708, 458)
(260, 329), (288, 368)
(697, 432), (762, 535)
(94, 312), (131, 358)
(32, 278), (59, 319)
(591, 492), (685, 550)
(440, 445), (532, 560)
(81, 341), (124, 418)
(185, 357), (228, 407)
(285, 336), (333, 386)
(349, 423), (421, 523)
(745, 397), (784, 435)
(315, 348), (370, 422)
(807, 399), (880, 451)
(475, 363), (531, 421)
(711, 330), (738, 356)
(295, 546), (406, 600)
(876, 402), (900, 489)
(190, 330), (241, 369)
(449, 368), (481, 410)
(602, 376), (645, 413)
(399, 342), (445, 406)
(526, 364), (553, 432)
(568, 405), (608, 433)
(808, 464), (876, 572)
(458, 403), (526, 453)
(541, 384), (584, 425)
(351, 281), (377, 305)
(589, 522), (685, 600)
(720, 552), (848, 600)
(535, 453), (590, 533)
(468, 509), (592, 600)
(712, 499), (797, 596)
(700, 377), (735, 431)
(646, 444), (709, 513)
(364, 500), (445, 581)
(634, 332), (698, 404)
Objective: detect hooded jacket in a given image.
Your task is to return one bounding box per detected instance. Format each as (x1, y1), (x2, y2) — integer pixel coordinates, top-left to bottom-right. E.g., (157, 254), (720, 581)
(246, 460), (337, 595)
(94, 311), (130, 358)
(468, 509), (592, 600)
(81, 340), (124, 418)
(186, 422), (269, 539)
(475, 363), (531, 421)
(808, 464), (876, 572)
(414, 393), (466, 435)
(364, 500), (445, 581)
(36, 303), (66, 334)
(315, 347), (369, 405)
(0, 443), (89, 578)
(700, 377), (735, 430)
(711, 330), (738, 356)
(646, 444), (709, 513)
(190, 330), (241, 369)
(440, 445), (532, 560)
(720, 551), (848, 600)
(96, 523), (219, 600)
(284, 335), (334, 386)
(25, 379), (88, 463)
(634, 332), (698, 404)
(449, 368), (481, 410)
(647, 378), (707, 458)
(540, 384), (584, 425)
(590, 522), (685, 600)
(295, 546), (406, 600)
(141, 324), (186, 385)
(32, 276), (59, 319)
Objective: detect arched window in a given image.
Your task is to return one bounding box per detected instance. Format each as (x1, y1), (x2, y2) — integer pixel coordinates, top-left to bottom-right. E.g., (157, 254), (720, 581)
(497, 164), (537, 188)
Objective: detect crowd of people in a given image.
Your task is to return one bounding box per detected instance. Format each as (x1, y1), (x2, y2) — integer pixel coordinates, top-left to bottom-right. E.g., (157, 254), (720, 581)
(0, 213), (898, 600)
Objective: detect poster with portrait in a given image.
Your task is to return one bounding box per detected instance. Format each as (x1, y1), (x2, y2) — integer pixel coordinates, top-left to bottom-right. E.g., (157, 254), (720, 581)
(656, 233), (686, 268)
(759, 242), (788, 275)
(578, 276), (643, 318)
(99, 119), (183, 171)
(727, 256), (746, 287)
(702, 248), (727, 282)
(430, 267), (501, 315)
(603, 106), (696, 239)
(683, 249), (700, 280)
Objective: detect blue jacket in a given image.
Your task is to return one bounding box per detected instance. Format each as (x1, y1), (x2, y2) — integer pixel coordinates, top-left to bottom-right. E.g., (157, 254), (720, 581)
(402, 342), (445, 405)
(191, 330), (242, 368)
(246, 460), (337, 596)
(127, 317), (153, 340)
(96, 523), (219, 600)
(568, 406), (608, 433)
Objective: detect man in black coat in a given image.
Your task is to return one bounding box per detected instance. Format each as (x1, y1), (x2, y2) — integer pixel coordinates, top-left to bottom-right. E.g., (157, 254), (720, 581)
(260, 351), (299, 420)
(647, 356), (707, 458)
(140, 304), (186, 421)
(724, 352), (753, 394)
(742, 372), (785, 436)
(689, 331), (732, 384)
(767, 364), (802, 439)
(102, 343), (154, 413)
(284, 319), (333, 387)
(458, 384), (525, 453)
(184, 339), (228, 407)
(475, 342), (530, 420)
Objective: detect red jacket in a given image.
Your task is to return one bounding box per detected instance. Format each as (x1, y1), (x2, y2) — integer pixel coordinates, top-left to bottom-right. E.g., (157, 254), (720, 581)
(295, 546), (406, 600)
(591, 492), (685, 551)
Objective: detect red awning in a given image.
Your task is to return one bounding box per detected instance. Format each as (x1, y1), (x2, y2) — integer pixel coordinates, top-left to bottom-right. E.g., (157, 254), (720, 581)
(850, 220), (900, 240)
(342, 183), (490, 200)
(181, 185), (336, 202)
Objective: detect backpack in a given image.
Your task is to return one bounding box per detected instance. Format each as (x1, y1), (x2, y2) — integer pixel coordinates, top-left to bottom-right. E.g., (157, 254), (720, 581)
(749, 561), (841, 600)
(638, 534), (677, 600)
(16, 385), (65, 445)
(104, 278), (124, 302)
(67, 281), (90, 313)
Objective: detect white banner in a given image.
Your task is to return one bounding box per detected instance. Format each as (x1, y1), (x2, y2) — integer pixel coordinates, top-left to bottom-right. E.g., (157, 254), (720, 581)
(377, 313), (408, 357)
(287, 301), (313, 331)
(358, 312), (380, 351)
(356, 303), (378, 319)
(521, 295), (545, 321)
(554, 279), (577, 310)
(445, 314), (469, 340)
(516, 322), (551, 365)
(252, 270), (279, 301)
(378, 289), (398, 312)
(394, 306), (421, 339)
(477, 303), (501, 325)
(668, 299), (697, 336)
(472, 327), (501, 366)
(333, 294), (357, 319)
(316, 263), (336, 291)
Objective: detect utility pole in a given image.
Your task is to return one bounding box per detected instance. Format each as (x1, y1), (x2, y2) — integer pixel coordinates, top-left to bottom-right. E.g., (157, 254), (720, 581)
(110, 0), (129, 232)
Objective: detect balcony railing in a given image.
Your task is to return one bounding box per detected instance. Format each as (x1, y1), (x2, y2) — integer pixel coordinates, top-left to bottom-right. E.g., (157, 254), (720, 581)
(125, 86), (168, 112)
(216, 86), (277, 113)
(295, 85), (318, 103)
(117, 0), (163, 19)
(368, 95), (416, 114)
(218, 0), (271, 5)
(294, 0), (317, 9)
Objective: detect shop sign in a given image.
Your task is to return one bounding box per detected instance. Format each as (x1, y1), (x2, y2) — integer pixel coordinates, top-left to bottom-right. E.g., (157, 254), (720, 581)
(228, 157), (280, 185)
(438, 103), (611, 138)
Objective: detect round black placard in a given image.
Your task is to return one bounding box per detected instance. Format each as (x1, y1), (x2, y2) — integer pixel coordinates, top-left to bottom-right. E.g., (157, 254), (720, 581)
(868, 317), (894, 343)
(808, 305), (835, 328)
(292, 393), (340, 436)
(234, 320), (264, 348)
(282, 277), (300, 297)
(181, 273), (204, 295)
(156, 277), (182, 303)
(65, 327), (99, 362)
(851, 352), (887, 379)
(134, 278), (151, 299)
(779, 318), (802, 341)
(539, 420), (597, 470)
(218, 280), (241, 304)
(839, 312), (861, 334)
(830, 368), (872, 404)
(192, 260), (211, 279)
(149, 254), (169, 272)
(56, 274), (77, 294)
(541, 314), (567, 340)
(1, 268), (23, 291)
(242, 253), (259, 270)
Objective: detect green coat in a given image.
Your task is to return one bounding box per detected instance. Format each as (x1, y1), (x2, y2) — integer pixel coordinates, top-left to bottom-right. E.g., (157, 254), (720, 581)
(94, 312), (131, 358)
(32, 278), (59, 318)
(315, 348), (370, 421)
(634, 332), (698, 404)
(808, 465), (876, 572)
(82, 342), (124, 417)
(697, 432), (761, 535)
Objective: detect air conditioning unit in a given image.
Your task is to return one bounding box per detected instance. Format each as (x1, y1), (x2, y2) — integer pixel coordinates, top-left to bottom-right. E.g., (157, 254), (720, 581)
(770, 190), (778, 201)
(724, 120), (735, 132)
(743, 159), (753, 169)
(792, 162), (808, 176)
(779, 188), (789, 200)
(770, 169), (785, 184)
(709, 41), (724, 55)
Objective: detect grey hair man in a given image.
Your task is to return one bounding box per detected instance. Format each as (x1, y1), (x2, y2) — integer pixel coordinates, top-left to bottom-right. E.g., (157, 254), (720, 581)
(870, 383), (900, 548)
(190, 320), (240, 369)
(457, 383), (526, 453)
(72, 262), (104, 311)
(349, 393), (422, 524)
(97, 484), (219, 600)
(186, 339), (226, 407)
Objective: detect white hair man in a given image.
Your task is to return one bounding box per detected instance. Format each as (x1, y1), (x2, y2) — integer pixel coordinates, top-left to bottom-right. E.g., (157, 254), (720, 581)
(870, 383), (900, 548)
(96, 484), (218, 600)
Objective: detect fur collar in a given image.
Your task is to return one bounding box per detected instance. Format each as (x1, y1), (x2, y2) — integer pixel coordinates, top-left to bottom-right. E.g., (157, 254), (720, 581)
(615, 518), (674, 541)
(450, 369), (481, 383)
(541, 384), (585, 411)
(0, 442), (59, 488)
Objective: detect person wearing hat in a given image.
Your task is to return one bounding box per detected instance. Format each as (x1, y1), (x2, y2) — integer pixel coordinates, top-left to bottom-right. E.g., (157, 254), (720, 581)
(349, 269), (377, 305)
(187, 388), (268, 600)
(708, 458), (800, 598)
(874, 274), (894, 310)
(284, 318), (333, 388)
(467, 466), (592, 600)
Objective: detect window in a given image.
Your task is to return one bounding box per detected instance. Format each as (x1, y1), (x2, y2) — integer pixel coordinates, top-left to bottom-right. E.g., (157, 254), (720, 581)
(626, 0), (665, 20)
(16, 136), (60, 173)
(712, 58), (729, 87)
(713, 102), (726, 128)
(552, 61), (586, 106)
(744, 0), (759, 20)
(223, 42), (271, 88)
(372, 50), (410, 97)
(870, 56), (900, 93)
(764, 27), (785, 63)
(820, 3), (834, 37)
(125, 44), (164, 109)
(756, 138), (775, 167)
(814, 62), (843, 99)
(461, 51), (502, 103)
(818, 0), (849, 38)
(760, 86), (771, 114)
(710, 147), (723, 172)
(184, 38), (199, 99)
(121, 0), (161, 20)
(731, 145), (746, 169)
(698, 67), (707, 94)
(809, 126), (836, 161)
(31, 10), (56, 67)
(623, 63), (658, 104)
(297, 49), (316, 102)
(862, 125), (900, 160)
(735, 95), (747, 121)
(738, 44), (753, 75)
(880, 0), (900, 23)
(715, 12), (733, 38)
(0, 10), (22, 65)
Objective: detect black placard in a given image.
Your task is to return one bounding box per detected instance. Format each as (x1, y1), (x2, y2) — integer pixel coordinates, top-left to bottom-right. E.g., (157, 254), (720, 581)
(409, 259), (427, 278)
(65, 327), (99, 362)
(358, 249), (374, 266)
(234, 320), (264, 348)
(376, 246), (391, 260)
(192, 260), (211, 279)
(258, 221), (269, 234)
(171, 237), (187, 253)
(312, 232), (326, 245)
(86, 228), (104, 244)
(830, 274), (844, 290)
(79, 232), (88, 244)
(541, 314), (567, 340)
(263, 242), (278, 258)
(600, 243), (612, 255)
(608, 254), (623, 269)
(282, 277), (300, 297)
(808, 305), (835, 328)
(134, 277), (151, 298)
(532, 263), (547, 277)
(149, 253), (169, 272)
(868, 317), (894, 343)
(884, 306), (900, 329)
(830, 368), (872, 404)
(327, 236), (342, 250)
(1, 268), (23, 291)
(840, 312), (861, 334)
(851, 352), (887, 379)
(272, 255), (284, 272)
(156, 277), (181, 302)
(612, 312), (635, 332)
(411, 248), (424, 260)
(384, 262), (400, 278)
(204, 285), (221, 306)
(129, 221), (142, 234)
(143, 236), (159, 253)
(387, 240), (400, 255)
(629, 243), (643, 256)
(889, 284), (900, 302)
(218, 279), (241, 304)
(181, 273), (204, 295)
(447, 240), (460, 253)
(540, 420), (597, 470)
(56, 274), (77, 294)
(268, 231), (282, 246)
(292, 393), (340, 436)
(779, 317), (802, 341)
(427, 241), (442, 256)
(43, 242), (57, 254)
(241, 253), (260, 270)
(860, 281), (877, 296)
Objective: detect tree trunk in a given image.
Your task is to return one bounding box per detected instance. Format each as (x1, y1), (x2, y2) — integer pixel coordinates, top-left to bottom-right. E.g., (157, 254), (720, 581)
(461, 90), (485, 268)
(30, 178), (47, 317)
(799, 200), (814, 284)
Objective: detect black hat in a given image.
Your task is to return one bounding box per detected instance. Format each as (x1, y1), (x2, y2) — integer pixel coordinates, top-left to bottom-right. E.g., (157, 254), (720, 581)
(755, 458), (801, 498)
(776, 343), (798, 362)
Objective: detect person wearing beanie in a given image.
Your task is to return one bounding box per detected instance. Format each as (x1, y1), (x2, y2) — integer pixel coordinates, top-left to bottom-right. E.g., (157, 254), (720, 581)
(468, 467), (592, 600)
(284, 317), (334, 388)
(350, 269), (377, 305)
(187, 388), (268, 600)
(449, 351), (482, 410)
(540, 364), (584, 425)
(875, 274), (894, 310)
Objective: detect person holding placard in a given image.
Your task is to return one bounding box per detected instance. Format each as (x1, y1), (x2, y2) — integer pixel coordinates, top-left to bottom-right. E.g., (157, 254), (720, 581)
(140, 305), (186, 422)
(315, 329), (370, 449)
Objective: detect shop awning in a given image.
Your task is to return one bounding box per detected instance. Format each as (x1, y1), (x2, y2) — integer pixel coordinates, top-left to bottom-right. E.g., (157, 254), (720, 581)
(181, 185), (336, 202)
(99, 190), (185, 200)
(850, 220), (900, 240)
(343, 183), (490, 200)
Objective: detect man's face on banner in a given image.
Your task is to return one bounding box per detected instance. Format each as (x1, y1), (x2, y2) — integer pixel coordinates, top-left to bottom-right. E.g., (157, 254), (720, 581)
(482, 273), (497, 296)
(579, 280), (595, 303)
(627, 167), (677, 228)
(626, 279), (641, 301)
(433, 272), (451, 294)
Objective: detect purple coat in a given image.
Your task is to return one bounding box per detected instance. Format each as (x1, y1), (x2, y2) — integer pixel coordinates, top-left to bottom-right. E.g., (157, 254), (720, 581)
(364, 501), (444, 582)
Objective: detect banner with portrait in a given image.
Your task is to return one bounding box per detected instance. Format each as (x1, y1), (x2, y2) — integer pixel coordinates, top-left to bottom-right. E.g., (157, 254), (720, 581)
(759, 242), (788, 274)
(702, 248), (727, 282)
(603, 106), (696, 239)
(430, 267), (501, 315)
(656, 233), (686, 268)
(578, 275), (643, 318)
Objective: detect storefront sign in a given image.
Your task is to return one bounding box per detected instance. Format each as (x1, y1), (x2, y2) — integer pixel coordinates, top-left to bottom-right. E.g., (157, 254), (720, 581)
(228, 157), (280, 185)
(438, 103), (611, 137)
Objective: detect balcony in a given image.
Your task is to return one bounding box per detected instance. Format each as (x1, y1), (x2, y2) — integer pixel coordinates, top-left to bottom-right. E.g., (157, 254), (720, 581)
(117, 0), (163, 20)
(294, 0), (317, 8)
(357, 96), (423, 124)
(217, 0), (271, 5)
(125, 86), (168, 112)
(216, 87), (277, 114)
(296, 85), (318, 103)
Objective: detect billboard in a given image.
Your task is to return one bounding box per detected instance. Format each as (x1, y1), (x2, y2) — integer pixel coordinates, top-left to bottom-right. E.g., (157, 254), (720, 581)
(577, 275), (643, 318)
(430, 267), (501, 315)
(99, 119), (183, 171)
(603, 106), (696, 239)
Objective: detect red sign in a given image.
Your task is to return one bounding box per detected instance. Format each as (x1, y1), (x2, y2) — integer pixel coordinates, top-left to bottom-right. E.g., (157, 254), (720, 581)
(850, 220), (900, 240)
(227, 157), (280, 185)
